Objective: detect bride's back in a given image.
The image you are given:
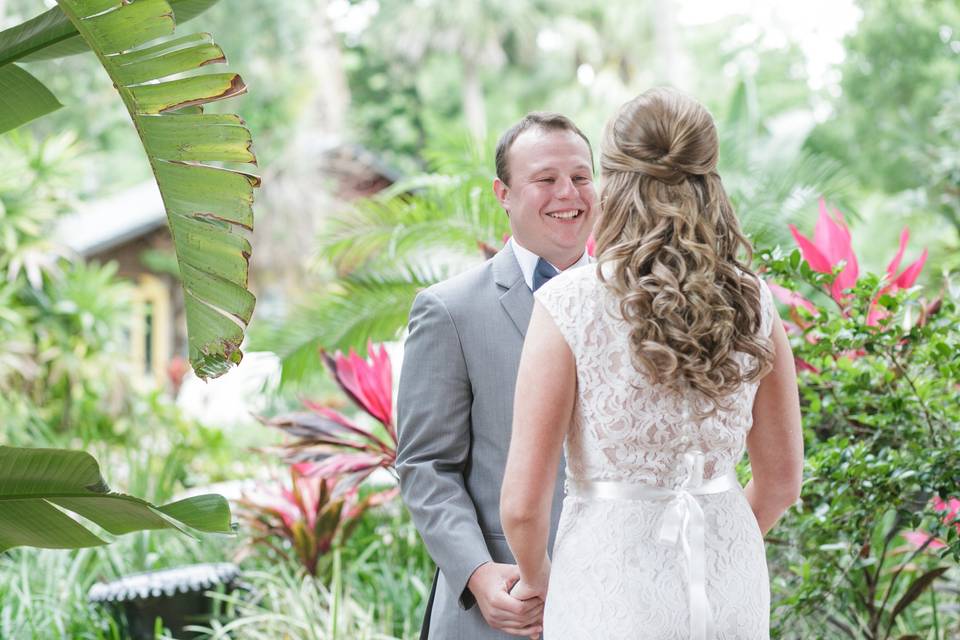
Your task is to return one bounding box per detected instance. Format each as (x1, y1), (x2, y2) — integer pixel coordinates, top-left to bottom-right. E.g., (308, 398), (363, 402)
(537, 262), (776, 488)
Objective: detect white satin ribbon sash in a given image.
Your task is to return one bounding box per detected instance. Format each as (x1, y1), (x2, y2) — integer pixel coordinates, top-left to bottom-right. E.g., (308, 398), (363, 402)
(566, 452), (739, 640)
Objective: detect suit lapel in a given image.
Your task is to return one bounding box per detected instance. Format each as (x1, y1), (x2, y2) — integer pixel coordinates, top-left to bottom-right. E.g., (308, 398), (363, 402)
(492, 244), (534, 338)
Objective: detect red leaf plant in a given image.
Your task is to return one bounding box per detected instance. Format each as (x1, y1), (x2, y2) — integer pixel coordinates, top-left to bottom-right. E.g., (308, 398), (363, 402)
(769, 199), (934, 370)
(237, 462), (398, 576)
(902, 496), (960, 552)
(783, 198), (928, 327)
(262, 341), (398, 489)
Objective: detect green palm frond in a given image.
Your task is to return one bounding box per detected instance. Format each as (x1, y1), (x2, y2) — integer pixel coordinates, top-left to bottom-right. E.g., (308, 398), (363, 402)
(731, 150), (858, 248)
(255, 263), (451, 386)
(718, 78), (858, 250)
(322, 175), (506, 273)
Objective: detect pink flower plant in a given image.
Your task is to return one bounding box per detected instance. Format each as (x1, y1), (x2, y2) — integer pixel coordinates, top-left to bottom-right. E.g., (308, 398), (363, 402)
(783, 199), (928, 328)
(788, 200), (861, 305)
(238, 462), (398, 575)
(264, 341), (398, 489)
(323, 342), (394, 435)
(902, 496), (960, 552)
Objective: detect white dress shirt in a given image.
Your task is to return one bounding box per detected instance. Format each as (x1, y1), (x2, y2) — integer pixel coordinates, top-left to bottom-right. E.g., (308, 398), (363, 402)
(509, 236), (592, 291)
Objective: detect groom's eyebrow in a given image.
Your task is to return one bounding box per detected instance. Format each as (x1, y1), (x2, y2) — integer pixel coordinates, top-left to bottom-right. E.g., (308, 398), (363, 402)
(529, 161), (593, 175)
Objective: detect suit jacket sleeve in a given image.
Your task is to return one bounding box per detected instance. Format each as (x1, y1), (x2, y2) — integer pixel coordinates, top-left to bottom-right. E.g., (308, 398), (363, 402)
(396, 288), (490, 610)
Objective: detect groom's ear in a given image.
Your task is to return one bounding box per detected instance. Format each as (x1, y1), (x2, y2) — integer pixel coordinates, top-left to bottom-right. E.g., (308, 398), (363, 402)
(493, 178), (509, 213)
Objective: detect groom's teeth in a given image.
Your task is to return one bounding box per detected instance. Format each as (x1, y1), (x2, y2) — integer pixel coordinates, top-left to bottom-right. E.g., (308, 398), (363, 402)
(547, 210), (580, 219)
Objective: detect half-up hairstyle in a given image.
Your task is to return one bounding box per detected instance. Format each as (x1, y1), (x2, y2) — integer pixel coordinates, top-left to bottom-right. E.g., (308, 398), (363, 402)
(595, 87), (775, 417)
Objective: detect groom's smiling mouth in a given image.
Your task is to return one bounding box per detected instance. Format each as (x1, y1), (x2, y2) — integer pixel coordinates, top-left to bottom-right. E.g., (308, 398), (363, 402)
(545, 208), (583, 220)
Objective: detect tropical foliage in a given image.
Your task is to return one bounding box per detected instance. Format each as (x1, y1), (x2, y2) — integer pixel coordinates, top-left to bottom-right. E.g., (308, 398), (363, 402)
(3, 0), (959, 636)
(0, 0), (257, 378)
(264, 342), (398, 485)
(0, 446), (233, 553)
(0, 0), (262, 561)
(238, 462), (397, 577)
(756, 204), (959, 638)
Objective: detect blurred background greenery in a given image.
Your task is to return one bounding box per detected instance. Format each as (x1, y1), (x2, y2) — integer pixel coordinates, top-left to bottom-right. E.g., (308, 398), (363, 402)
(1, 0), (958, 637)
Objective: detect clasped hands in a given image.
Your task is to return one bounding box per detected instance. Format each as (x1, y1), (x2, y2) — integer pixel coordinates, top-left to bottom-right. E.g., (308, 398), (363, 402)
(468, 560), (550, 639)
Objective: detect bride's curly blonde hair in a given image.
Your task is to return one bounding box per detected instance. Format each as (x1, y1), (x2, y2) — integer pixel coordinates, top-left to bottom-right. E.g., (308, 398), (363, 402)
(595, 87), (775, 416)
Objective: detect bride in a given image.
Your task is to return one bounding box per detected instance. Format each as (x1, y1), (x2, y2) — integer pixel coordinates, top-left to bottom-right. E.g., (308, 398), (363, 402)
(500, 87), (803, 640)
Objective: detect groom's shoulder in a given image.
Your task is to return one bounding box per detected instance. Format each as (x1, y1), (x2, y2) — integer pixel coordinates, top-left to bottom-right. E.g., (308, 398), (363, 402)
(418, 258), (496, 310)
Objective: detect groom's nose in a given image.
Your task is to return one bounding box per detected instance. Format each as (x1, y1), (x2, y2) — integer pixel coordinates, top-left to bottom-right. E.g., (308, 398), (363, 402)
(553, 176), (577, 199)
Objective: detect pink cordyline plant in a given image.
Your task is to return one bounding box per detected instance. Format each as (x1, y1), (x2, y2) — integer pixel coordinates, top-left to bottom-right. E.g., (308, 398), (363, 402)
(768, 199), (932, 372)
(902, 496), (960, 552)
(781, 198), (928, 327)
(238, 462), (398, 576)
(263, 341), (397, 489)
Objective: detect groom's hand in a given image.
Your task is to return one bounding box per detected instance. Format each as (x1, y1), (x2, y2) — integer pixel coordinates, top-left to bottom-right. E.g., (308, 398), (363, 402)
(467, 561), (544, 637)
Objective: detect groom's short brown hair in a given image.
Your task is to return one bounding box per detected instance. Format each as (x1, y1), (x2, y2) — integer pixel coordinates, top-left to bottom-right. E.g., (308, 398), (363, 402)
(495, 112), (594, 186)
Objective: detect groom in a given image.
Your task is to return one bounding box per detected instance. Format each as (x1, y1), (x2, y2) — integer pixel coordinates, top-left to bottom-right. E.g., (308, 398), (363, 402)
(397, 112), (597, 639)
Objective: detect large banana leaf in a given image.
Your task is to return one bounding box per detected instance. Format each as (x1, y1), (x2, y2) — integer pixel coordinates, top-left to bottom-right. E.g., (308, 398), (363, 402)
(0, 446), (233, 553)
(0, 0), (222, 65)
(44, 0), (258, 379)
(0, 64), (62, 133)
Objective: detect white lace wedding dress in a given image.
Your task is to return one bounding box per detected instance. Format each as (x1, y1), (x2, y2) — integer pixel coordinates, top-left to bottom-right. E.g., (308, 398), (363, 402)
(534, 264), (774, 640)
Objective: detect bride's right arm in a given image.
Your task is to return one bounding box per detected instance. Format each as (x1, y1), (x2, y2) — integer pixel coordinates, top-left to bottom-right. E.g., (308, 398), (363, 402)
(745, 314), (804, 536)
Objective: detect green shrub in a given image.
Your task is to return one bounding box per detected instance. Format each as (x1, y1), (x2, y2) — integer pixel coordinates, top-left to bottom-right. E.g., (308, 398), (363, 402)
(758, 244), (959, 638)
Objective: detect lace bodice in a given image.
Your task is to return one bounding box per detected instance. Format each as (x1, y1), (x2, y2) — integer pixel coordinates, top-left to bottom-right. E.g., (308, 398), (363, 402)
(535, 263), (775, 488)
(534, 262), (775, 639)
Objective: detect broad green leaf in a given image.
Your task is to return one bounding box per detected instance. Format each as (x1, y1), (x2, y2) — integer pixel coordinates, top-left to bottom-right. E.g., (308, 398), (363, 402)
(183, 292), (244, 379)
(0, 6), (75, 67)
(130, 72), (244, 114)
(0, 0), (222, 65)
(0, 446), (233, 552)
(55, 0), (258, 379)
(140, 114), (254, 163)
(113, 38), (224, 85)
(157, 493), (235, 533)
(180, 262), (255, 323)
(157, 160), (256, 228)
(0, 500), (107, 550)
(0, 64), (63, 134)
(83, 0), (175, 55)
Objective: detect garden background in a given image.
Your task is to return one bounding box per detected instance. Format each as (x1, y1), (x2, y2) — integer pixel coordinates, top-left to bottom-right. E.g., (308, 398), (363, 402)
(1, 0), (958, 637)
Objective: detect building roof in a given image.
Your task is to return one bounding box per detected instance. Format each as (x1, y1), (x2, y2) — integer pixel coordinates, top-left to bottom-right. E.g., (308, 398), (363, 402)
(55, 181), (167, 257)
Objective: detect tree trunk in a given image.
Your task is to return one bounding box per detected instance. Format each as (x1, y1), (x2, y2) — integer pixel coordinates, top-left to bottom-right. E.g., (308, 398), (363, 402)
(650, 0), (688, 89)
(303, 0), (350, 134)
(462, 57), (487, 142)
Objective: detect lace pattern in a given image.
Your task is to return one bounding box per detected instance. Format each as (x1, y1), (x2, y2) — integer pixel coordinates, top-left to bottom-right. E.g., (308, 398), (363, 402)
(533, 264), (774, 639)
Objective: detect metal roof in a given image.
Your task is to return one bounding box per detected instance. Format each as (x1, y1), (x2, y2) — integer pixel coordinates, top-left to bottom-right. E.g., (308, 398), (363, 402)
(54, 181), (167, 257)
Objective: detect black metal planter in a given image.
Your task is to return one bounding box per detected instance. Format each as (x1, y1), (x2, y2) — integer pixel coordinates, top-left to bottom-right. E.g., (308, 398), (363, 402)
(89, 562), (240, 639)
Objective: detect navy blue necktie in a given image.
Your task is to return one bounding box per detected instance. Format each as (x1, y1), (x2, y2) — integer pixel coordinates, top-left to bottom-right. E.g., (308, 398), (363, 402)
(533, 257), (558, 291)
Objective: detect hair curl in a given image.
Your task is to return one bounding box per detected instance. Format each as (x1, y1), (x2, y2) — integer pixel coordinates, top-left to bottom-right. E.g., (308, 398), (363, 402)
(595, 87), (775, 417)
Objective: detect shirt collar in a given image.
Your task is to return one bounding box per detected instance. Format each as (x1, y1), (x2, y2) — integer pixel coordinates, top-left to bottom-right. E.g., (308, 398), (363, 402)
(509, 236), (591, 291)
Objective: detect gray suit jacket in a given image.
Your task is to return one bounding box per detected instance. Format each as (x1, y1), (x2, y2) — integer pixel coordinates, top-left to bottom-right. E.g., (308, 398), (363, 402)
(397, 244), (566, 639)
